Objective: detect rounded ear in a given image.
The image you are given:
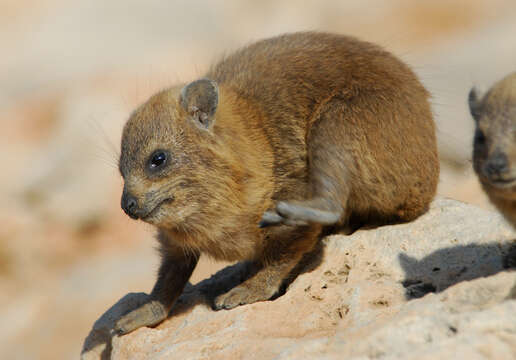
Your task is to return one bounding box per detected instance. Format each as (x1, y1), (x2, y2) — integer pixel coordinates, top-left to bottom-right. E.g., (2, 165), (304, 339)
(468, 87), (483, 122)
(179, 78), (219, 130)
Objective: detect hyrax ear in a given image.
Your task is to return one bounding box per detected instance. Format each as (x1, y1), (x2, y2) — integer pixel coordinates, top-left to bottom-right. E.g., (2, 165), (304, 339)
(468, 86), (483, 122)
(179, 78), (219, 130)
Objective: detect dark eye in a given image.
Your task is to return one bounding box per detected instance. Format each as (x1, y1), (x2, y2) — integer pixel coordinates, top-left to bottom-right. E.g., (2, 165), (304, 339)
(148, 151), (168, 170)
(474, 129), (486, 146)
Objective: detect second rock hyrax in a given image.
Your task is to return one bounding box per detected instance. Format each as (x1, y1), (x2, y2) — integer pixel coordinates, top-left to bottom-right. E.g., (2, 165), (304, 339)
(115, 32), (439, 334)
(469, 72), (516, 227)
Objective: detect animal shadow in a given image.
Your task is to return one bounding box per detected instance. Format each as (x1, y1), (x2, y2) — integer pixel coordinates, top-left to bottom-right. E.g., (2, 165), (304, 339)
(399, 240), (516, 299)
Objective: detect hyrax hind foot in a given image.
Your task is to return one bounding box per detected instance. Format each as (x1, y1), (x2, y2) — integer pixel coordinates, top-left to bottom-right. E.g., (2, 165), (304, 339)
(259, 198), (342, 228)
(214, 281), (278, 310)
(214, 232), (319, 310)
(114, 296), (167, 335)
(213, 259), (300, 310)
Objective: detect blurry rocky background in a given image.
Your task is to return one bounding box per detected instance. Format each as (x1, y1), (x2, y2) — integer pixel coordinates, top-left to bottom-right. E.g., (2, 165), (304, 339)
(1, 1), (515, 359)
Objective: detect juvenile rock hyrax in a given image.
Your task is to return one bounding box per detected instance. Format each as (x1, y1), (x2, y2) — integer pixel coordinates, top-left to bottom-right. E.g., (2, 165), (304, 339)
(115, 32), (439, 334)
(469, 72), (516, 227)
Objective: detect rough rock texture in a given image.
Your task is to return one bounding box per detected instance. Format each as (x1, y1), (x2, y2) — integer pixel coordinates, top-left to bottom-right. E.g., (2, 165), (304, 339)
(82, 198), (516, 360)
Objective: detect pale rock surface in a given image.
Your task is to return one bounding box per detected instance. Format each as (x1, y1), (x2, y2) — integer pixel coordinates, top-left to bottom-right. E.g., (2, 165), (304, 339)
(82, 198), (516, 359)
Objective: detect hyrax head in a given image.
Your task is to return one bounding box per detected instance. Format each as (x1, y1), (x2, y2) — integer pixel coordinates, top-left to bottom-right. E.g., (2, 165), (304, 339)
(119, 79), (221, 228)
(469, 73), (516, 193)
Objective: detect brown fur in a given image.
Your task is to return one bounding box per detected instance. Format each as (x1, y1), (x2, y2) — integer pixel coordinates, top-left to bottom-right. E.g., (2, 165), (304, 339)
(469, 72), (516, 227)
(114, 32), (439, 334)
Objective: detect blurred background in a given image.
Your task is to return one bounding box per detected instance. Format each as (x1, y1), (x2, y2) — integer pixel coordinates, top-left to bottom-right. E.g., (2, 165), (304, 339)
(1, 0), (515, 358)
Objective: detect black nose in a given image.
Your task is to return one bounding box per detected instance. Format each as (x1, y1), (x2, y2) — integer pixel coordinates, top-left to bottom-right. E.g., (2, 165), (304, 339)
(484, 151), (509, 178)
(121, 192), (139, 219)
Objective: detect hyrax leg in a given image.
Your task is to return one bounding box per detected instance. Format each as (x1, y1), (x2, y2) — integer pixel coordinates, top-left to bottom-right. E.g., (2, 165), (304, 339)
(214, 225), (320, 310)
(114, 235), (198, 335)
(260, 99), (352, 228)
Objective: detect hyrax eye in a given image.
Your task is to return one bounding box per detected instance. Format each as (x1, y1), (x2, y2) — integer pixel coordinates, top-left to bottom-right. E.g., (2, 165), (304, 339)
(474, 129), (486, 145)
(148, 150), (168, 171)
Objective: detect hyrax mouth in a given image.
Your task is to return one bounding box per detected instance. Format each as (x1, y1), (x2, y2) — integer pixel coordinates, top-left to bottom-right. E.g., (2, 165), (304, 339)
(488, 177), (516, 189)
(142, 197), (175, 220)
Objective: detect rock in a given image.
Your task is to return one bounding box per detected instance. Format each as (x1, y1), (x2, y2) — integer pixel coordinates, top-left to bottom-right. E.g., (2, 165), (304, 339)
(82, 198), (516, 359)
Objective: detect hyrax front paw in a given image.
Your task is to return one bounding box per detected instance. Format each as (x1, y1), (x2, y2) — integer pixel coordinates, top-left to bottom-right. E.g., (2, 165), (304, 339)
(259, 200), (341, 228)
(114, 297), (167, 335)
(213, 283), (277, 310)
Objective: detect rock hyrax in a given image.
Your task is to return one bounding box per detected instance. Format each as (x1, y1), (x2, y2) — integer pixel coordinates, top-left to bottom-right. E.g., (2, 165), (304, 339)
(115, 32), (439, 334)
(469, 72), (516, 227)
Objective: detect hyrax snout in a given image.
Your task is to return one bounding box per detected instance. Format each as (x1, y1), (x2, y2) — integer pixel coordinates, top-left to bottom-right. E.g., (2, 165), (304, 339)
(114, 32), (439, 335)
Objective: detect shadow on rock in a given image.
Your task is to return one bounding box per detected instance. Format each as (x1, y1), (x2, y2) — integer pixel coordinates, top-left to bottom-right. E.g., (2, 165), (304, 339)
(81, 292), (149, 360)
(400, 240), (516, 299)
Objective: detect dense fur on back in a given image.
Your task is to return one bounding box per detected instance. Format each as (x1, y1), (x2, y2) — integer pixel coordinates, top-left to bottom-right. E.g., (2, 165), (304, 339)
(115, 32), (439, 334)
(207, 33), (439, 225)
(469, 72), (516, 227)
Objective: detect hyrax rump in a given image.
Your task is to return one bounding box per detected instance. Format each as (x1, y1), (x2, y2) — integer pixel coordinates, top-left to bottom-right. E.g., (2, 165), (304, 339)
(469, 72), (516, 227)
(115, 32), (439, 334)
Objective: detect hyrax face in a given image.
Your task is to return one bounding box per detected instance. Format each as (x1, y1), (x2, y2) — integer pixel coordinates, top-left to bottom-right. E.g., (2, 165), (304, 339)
(469, 78), (516, 198)
(119, 79), (220, 228)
